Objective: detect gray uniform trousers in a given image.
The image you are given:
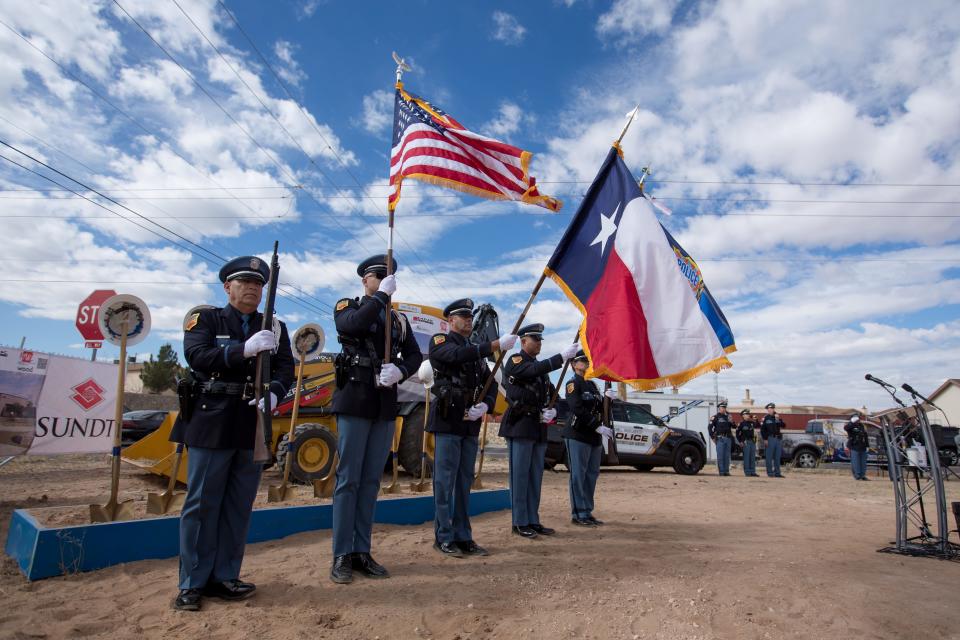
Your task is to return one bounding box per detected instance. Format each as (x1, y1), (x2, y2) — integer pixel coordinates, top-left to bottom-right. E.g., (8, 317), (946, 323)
(566, 438), (601, 520)
(178, 446), (261, 589)
(507, 437), (547, 527)
(433, 432), (479, 544)
(332, 415), (393, 558)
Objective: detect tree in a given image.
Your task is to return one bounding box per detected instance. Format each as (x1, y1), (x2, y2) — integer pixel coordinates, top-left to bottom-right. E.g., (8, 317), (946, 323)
(140, 344), (185, 394)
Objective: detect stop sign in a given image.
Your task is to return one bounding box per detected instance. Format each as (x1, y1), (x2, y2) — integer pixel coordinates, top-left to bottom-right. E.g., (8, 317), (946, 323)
(76, 289), (117, 348)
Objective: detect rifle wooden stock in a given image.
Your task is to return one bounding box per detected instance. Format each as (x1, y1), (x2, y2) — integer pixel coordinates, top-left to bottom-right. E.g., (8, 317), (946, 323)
(253, 241), (280, 464)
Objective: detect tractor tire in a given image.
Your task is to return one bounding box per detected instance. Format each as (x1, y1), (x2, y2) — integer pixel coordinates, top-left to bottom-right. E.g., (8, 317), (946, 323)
(276, 423), (338, 484)
(398, 403), (433, 477)
(672, 443), (704, 475)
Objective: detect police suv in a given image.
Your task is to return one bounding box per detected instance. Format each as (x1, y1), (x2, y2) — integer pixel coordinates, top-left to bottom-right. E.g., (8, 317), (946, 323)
(546, 398), (707, 475)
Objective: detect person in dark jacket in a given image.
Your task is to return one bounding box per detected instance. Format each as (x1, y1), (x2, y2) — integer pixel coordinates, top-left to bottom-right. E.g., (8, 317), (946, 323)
(563, 351), (616, 526)
(761, 402), (785, 477)
(708, 402), (734, 476)
(845, 412), (870, 481)
(736, 409), (760, 477)
(499, 324), (579, 538)
(171, 256), (295, 611)
(427, 298), (516, 557)
(328, 254), (422, 584)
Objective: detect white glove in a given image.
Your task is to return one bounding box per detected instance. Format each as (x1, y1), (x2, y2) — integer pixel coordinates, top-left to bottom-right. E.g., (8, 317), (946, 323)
(560, 342), (580, 361)
(243, 330), (275, 358)
(248, 392), (278, 413)
(497, 333), (518, 351)
(378, 274), (397, 296)
(466, 402), (488, 421)
(596, 425), (614, 439)
(541, 408), (557, 423)
(377, 362), (403, 387)
(604, 388), (618, 399)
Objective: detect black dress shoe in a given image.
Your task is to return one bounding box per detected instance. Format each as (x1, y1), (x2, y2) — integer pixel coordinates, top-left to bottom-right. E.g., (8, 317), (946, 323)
(352, 552), (390, 578)
(173, 588), (202, 611)
(202, 579), (256, 601)
(512, 525), (538, 538)
(529, 524), (555, 536)
(587, 516), (604, 526)
(434, 541), (463, 557)
(571, 517), (596, 527)
(456, 541), (489, 556)
(330, 554), (353, 584)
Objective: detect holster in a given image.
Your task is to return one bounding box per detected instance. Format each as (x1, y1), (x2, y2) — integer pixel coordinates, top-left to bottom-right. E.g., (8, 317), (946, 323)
(176, 373), (197, 422)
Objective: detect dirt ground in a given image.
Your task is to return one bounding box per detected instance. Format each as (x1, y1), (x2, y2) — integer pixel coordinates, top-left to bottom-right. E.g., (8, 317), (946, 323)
(0, 454), (958, 640)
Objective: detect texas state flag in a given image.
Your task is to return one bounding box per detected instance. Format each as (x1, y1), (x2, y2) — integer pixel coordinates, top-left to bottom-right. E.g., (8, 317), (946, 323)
(545, 146), (736, 389)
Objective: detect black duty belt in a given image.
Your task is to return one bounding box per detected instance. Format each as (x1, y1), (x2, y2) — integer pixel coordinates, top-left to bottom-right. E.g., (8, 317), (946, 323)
(200, 381), (255, 399)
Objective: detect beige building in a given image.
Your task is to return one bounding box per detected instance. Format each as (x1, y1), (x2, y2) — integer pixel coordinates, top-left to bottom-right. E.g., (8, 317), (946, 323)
(122, 362), (175, 396)
(924, 379), (959, 427)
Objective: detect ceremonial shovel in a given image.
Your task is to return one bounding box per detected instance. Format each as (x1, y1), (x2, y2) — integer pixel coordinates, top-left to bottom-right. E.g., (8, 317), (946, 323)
(269, 324), (324, 503)
(381, 417), (404, 494)
(312, 453), (338, 499)
(410, 360), (434, 492)
(471, 415), (489, 489)
(90, 295), (151, 523)
(146, 443), (185, 515)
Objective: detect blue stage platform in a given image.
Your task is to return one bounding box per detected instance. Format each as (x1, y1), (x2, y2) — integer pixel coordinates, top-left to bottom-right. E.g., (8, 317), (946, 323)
(5, 489), (510, 581)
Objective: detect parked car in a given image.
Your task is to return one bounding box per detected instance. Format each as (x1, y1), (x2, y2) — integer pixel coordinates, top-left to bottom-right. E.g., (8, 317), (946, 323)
(121, 410), (169, 445)
(929, 424), (959, 467)
(546, 399), (707, 475)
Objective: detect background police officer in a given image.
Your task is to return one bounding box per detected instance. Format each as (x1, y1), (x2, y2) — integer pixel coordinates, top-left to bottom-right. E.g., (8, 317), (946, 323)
(499, 324), (579, 539)
(428, 298), (516, 557)
(171, 256), (294, 611)
(708, 401), (734, 476)
(736, 409), (760, 477)
(329, 254), (422, 584)
(845, 412), (870, 481)
(761, 402), (785, 478)
(563, 350), (615, 526)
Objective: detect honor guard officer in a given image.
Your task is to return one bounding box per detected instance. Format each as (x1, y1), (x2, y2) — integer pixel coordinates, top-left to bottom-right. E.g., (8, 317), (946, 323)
(329, 254), (422, 584)
(844, 412), (870, 481)
(563, 351), (616, 526)
(428, 298), (517, 557)
(761, 403), (785, 477)
(708, 402), (734, 476)
(499, 324), (579, 538)
(171, 256), (295, 611)
(736, 409), (760, 477)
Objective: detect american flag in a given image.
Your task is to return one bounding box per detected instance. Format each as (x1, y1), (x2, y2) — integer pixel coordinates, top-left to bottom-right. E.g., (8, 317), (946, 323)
(388, 84), (561, 213)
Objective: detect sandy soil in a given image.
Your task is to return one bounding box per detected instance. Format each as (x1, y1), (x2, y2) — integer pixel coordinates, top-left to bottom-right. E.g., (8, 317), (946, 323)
(0, 455), (958, 640)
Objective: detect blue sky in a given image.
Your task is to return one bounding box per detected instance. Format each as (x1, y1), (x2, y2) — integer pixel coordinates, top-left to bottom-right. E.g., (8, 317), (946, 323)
(1, 0), (959, 410)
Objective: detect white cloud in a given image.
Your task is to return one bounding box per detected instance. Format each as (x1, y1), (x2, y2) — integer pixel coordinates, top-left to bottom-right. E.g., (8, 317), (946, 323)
(273, 40), (306, 87)
(596, 0), (680, 42)
(482, 101), (533, 138)
(492, 11), (526, 46)
(359, 89), (393, 135)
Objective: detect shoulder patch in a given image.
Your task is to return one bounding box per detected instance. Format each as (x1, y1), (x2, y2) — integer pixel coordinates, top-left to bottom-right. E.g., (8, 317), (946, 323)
(335, 299), (350, 312)
(511, 355), (523, 364)
(184, 313), (200, 331)
(433, 335), (446, 345)
(566, 382), (575, 394)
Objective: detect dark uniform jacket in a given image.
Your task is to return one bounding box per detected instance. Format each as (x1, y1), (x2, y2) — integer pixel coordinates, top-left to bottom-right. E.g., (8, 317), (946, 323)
(760, 414), (784, 440)
(736, 419), (759, 444)
(844, 421), (868, 452)
(498, 350), (564, 442)
(708, 412), (734, 439)
(171, 304), (294, 450)
(330, 291), (422, 421)
(563, 374), (602, 446)
(427, 331), (497, 438)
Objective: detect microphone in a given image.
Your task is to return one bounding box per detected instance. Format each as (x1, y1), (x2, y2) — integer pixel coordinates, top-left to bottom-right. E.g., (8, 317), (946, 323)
(865, 374), (895, 389)
(901, 383), (917, 395)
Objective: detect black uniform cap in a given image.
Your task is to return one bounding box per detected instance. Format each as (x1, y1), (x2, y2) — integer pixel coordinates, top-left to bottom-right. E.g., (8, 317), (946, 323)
(718, 401), (728, 408)
(765, 402), (776, 409)
(219, 256), (270, 284)
(357, 254), (397, 277)
(443, 298), (474, 318)
(518, 323), (544, 339)
(740, 409), (750, 415)
(572, 349), (588, 363)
